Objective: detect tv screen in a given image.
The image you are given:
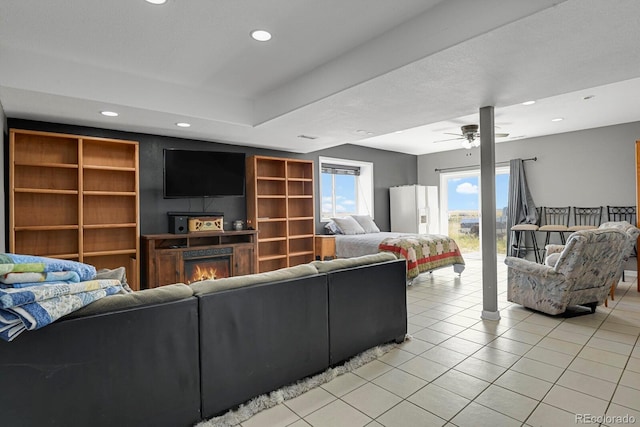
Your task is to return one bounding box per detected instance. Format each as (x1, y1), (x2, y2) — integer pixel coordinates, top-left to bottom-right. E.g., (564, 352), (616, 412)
(163, 149), (245, 198)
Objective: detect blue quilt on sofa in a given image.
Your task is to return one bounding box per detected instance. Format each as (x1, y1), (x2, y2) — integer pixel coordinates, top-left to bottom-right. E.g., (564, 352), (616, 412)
(0, 254), (123, 341)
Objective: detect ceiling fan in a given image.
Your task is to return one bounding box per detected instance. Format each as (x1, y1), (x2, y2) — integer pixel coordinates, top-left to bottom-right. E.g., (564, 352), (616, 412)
(434, 124), (509, 149)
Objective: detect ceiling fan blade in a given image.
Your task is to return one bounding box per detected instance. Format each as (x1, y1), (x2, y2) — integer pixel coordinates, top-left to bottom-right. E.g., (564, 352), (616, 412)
(443, 132), (463, 136)
(475, 132), (510, 138)
(433, 137), (464, 143)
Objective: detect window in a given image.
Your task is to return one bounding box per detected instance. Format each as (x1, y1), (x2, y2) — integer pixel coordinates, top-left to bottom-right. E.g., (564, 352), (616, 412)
(319, 157), (373, 221)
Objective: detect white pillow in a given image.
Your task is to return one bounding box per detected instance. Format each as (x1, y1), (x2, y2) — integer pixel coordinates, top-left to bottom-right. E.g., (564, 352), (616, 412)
(331, 216), (366, 235)
(350, 215), (380, 233)
(324, 220), (341, 235)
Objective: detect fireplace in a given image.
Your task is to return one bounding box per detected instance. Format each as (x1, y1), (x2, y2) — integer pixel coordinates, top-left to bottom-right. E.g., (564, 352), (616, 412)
(183, 247), (233, 284)
(184, 257), (231, 284)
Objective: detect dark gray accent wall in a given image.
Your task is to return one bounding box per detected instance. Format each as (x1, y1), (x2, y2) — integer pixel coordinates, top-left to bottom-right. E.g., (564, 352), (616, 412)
(6, 119), (417, 238)
(0, 104), (5, 251)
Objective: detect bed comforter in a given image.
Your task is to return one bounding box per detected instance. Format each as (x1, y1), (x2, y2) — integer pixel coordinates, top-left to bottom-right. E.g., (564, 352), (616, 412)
(335, 232), (465, 280)
(378, 234), (465, 280)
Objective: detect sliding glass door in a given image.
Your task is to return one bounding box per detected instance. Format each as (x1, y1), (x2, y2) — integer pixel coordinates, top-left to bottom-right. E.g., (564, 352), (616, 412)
(439, 167), (510, 255)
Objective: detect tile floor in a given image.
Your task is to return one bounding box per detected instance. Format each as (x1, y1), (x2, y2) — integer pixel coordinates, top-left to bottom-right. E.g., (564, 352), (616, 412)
(238, 254), (640, 427)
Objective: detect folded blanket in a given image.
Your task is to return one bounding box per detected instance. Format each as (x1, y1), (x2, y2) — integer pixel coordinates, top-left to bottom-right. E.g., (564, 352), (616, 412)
(0, 271), (81, 288)
(0, 279), (120, 309)
(0, 279), (122, 342)
(0, 254), (96, 281)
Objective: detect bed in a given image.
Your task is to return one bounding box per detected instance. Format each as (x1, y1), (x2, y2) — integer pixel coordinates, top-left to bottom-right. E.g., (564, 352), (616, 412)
(335, 232), (465, 280)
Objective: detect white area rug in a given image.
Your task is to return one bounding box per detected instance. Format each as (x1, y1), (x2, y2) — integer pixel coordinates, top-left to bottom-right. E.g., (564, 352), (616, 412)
(196, 338), (407, 427)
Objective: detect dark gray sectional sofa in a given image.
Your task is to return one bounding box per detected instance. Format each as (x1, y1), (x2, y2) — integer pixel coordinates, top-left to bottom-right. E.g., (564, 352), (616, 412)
(0, 253), (407, 427)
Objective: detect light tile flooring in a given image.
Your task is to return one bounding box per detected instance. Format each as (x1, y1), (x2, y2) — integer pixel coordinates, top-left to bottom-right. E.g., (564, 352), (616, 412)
(238, 254), (640, 427)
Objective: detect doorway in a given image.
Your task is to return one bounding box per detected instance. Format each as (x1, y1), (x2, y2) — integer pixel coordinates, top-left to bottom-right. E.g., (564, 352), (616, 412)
(439, 167), (510, 255)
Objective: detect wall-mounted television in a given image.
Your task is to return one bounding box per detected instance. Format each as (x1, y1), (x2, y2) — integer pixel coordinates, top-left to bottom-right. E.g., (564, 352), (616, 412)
(163, 149), (245, 198)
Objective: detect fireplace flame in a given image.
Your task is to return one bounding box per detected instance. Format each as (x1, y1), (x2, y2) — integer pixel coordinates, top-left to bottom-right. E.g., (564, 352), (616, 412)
(189, 264), (219, 284)
(185, 257), (230, 284)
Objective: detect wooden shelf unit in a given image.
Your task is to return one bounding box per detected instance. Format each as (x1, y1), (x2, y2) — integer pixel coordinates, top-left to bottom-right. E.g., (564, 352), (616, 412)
(9, 129), (140, 290)
(246, 155), (315, 272)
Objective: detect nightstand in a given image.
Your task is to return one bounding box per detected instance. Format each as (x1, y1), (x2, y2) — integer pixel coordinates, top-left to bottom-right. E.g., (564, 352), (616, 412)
(315, 235), (336, 260)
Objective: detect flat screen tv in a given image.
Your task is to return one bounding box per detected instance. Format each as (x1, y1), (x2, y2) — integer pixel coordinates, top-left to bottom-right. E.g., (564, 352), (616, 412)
(163, 149), (245, 198)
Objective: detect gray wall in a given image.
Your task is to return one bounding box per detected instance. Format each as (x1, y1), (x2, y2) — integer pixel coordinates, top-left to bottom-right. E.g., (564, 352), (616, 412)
(418, 121), (640, 209)
(6, 119), (417, 238)
(305, 144), (416, 233)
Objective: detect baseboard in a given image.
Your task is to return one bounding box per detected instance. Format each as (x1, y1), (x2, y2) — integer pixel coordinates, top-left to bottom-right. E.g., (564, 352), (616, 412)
(624, 270), (638, 277)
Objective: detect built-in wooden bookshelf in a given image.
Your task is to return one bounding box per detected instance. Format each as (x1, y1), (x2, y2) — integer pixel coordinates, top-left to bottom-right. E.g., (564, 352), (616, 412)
(9, 129), (140, 289)
(246, 155), (315, 272)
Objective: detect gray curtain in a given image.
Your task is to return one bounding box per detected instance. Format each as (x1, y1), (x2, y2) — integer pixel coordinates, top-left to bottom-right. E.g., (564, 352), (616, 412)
(506, 159), (538, 257)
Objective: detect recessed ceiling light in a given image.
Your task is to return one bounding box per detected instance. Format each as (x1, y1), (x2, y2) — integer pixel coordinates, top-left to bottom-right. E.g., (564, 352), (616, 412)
(551, 117), (564, 122)
(394, 130), (404, 134)
(176, 122), (191, 128)
(522, 100), (536, 106)
(145, 0), (167, 5)
(100, 111), (118, 117)
(250, 30), (272, 42)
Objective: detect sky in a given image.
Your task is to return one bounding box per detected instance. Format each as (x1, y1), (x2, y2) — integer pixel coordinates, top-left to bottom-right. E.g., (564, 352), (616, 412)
(321, 173), (357, 215)
(447, 173), (509, 211)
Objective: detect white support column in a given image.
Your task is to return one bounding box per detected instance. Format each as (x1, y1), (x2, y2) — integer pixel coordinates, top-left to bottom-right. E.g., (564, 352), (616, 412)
(479, 106), (500, 321)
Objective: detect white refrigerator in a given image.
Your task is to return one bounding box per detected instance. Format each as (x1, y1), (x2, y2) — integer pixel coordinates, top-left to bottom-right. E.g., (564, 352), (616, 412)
(389, 185), (439, 234)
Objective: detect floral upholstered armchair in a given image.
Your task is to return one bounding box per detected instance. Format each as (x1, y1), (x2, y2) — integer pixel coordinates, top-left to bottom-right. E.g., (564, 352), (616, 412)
(547, 221), (640, 303)
(505, 228), (628, 315)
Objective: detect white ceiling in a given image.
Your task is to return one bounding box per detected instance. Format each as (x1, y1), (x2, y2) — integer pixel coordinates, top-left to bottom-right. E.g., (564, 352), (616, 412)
(1, 0), (639, 155)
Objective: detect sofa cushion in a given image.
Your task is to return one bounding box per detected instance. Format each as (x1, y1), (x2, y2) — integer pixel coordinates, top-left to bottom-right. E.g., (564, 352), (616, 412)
(64, 283), (194, 318)
(95, 266), (133, 293)
(190, 264), (319, 296)
(311, 252), (397, 273)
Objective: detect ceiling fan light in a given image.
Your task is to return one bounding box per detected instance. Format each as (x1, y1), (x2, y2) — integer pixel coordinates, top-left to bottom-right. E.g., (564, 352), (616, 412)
(471, 139), (481, 148)
(461, 140), (472, 149)
(251, 30), (272, 42)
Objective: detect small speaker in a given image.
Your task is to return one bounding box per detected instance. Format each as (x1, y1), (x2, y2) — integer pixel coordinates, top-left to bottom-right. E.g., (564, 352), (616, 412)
(168, 215), (188, 234)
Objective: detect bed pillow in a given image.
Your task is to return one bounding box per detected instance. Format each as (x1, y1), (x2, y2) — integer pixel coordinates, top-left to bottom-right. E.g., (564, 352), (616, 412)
(324, 220), (342, 235)
(351, 215), (380, 233)
(331, 216), (366, 235)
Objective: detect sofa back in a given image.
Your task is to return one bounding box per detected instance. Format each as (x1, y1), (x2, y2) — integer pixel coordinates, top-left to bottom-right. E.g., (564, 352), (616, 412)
(0, 293), (201, 427)
(554, 229), (628, 291)
(326, 258), (407, 365)
(196, 273), (329, 418)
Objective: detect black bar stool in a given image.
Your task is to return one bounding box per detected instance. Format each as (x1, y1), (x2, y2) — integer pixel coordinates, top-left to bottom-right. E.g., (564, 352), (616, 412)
(510, 207), (542, 263)
(539, 206), (570, 259)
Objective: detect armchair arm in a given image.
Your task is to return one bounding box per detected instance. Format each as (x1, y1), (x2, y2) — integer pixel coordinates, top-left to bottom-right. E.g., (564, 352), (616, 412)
(505, 256), (569, 315)
(504, 256), (557, 278)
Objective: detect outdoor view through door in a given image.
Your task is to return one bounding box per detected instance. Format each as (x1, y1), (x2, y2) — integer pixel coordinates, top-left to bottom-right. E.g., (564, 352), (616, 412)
(440, 167), (510, 255)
